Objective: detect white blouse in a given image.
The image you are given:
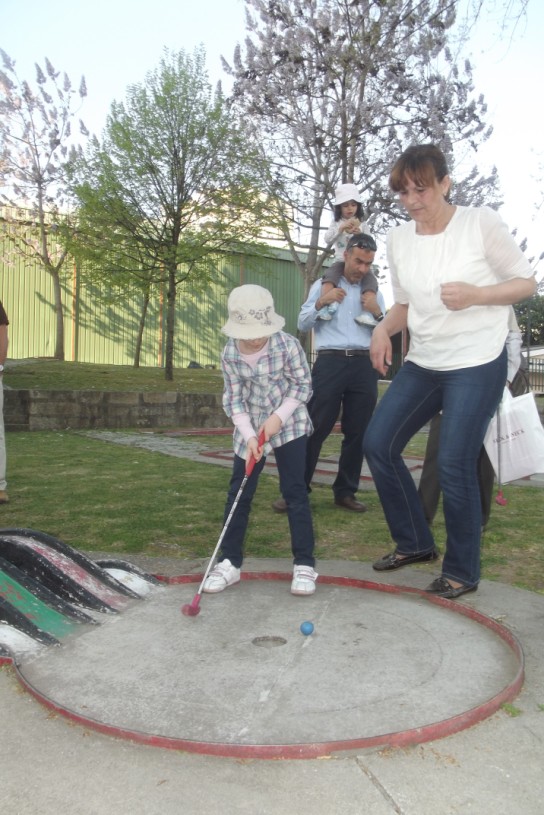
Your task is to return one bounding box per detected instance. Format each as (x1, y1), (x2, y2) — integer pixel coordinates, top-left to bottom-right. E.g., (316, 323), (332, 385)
(387, 206), (533, 370)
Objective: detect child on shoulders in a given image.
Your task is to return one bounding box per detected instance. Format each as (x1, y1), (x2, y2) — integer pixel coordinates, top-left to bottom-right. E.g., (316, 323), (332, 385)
(320, 184), (380, 326)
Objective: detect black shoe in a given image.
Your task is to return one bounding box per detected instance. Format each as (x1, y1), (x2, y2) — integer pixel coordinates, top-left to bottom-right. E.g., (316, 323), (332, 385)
(372, 548), (439, 571)
(425, 576), (478, 599)
(334, 495), (367, 512)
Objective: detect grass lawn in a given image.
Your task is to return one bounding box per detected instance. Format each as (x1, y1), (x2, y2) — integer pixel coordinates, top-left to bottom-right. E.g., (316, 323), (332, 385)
(4, 360), (225, 393)
(2, 360), (543, 594)
(2, 426), (543, 594)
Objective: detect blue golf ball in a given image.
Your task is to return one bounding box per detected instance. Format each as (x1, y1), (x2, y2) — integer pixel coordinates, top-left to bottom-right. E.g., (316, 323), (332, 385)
(300, 621), (314, 636)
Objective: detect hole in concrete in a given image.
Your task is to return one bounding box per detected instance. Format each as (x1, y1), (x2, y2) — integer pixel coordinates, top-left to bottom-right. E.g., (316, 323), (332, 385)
(252, 636), (287, 648)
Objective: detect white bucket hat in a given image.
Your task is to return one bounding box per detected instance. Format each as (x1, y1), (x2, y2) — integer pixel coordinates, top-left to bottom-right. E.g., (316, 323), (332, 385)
(335, 183), (362, 205)
(222, 284), (285, 340)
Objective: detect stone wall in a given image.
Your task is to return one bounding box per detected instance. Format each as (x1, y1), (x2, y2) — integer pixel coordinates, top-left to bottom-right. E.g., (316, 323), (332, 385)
(6, 387), (543, 433)
(4, 389), (229, 431)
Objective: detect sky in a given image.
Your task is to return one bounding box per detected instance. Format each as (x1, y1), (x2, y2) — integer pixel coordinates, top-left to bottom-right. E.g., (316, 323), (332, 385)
(3, 0), (543, 286)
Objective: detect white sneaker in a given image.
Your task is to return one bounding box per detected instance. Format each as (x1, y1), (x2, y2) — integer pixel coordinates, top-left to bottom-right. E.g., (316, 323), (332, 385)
(354, 312), (378, 327)
(291, 565), (318, 596)
(203, 559), (241, 593)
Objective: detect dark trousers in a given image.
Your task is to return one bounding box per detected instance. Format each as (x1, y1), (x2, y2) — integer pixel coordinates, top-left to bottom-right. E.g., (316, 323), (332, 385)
(219, 435), (315, 569)
(305, 354), (378, 499)
(418, 414), (496, 527)
(418, 366), (531, 527)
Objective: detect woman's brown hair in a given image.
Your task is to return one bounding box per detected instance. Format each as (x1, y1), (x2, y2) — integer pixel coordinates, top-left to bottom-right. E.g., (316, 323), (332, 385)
(389, 144), (449, 192)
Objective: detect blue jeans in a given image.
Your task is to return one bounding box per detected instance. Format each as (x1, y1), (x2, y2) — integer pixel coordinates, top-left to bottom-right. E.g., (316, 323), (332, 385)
(219, 435), (315, 569)
(363, 350), (506, 587)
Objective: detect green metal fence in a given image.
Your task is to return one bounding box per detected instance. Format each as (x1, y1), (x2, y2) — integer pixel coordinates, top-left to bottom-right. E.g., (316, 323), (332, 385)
(0, 244), (307, 368)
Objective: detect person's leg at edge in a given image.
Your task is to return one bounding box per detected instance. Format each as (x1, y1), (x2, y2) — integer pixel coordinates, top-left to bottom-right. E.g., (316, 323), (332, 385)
(275, 435), (315, 567)
(477, 446), (496, 529)
(437, 349), (506, 588)
(363, 362), (441, 556)
(333, 355), (378, 500)
(304, 355), (345, 489)
(0, 380), (6, 493)
(216, 453), (266, 568)
(417, 413), (442, 524)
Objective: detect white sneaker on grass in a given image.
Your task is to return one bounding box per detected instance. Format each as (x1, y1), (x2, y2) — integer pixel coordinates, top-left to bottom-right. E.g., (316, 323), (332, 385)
(291, 565), (318, 596)
(203, 559), (241, 593)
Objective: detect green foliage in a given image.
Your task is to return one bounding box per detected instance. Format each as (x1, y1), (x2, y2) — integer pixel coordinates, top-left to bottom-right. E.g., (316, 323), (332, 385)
(515, 294), (544, 346)
(69, 47), (275, 377)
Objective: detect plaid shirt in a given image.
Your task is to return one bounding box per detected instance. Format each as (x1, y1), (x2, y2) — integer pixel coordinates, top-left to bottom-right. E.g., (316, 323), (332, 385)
(221, 331), (313, 457)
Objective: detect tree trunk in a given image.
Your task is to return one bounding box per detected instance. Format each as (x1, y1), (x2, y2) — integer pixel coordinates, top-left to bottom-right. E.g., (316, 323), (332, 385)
(50, 267), (65, 360)
(133, 287), (151, 368)
(164, 265), (177, 381)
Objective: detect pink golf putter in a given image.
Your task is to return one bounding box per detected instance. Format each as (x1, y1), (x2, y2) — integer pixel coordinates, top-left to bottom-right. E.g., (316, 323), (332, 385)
(181, 430), (266, 617)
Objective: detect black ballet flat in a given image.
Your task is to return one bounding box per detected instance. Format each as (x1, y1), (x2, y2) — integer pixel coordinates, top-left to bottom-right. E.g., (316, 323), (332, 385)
(425, 576), (478, 599)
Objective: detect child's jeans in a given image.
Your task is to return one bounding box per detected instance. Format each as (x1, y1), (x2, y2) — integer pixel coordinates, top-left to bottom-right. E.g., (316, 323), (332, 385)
(219, 435), (315, 568)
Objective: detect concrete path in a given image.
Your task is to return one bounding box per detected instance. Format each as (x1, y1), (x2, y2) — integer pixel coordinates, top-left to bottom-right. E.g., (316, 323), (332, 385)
(1, 557), (543, 814)
(82, 428), (544, 490)
(1, 431), (543, 814)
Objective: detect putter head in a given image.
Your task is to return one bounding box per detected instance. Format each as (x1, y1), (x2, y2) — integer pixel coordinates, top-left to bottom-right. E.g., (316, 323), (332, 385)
(181, 599), (201, 617)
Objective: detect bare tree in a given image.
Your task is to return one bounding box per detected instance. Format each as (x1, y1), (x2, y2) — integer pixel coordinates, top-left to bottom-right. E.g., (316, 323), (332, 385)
(0, 50), (87, 359)
(223, 0), (517, 307)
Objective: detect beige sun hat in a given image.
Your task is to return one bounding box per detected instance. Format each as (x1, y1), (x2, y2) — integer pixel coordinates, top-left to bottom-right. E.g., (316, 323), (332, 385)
(334, 183), (362, 205)
(221, 284), (285, 340)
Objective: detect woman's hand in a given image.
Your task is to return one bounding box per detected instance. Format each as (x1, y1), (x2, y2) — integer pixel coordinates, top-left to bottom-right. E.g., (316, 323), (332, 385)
(369, 326), (392, 377)
(440, 282), (479, 311)
(442, 276), (536, 309)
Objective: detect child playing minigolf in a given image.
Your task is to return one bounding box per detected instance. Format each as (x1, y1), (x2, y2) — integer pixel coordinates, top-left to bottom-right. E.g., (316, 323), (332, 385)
(320, 184), (380, 326)
(203, 284), (318, 597)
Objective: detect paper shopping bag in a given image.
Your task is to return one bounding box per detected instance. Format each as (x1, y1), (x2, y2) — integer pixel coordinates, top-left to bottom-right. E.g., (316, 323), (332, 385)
(484, 388), (544, 483)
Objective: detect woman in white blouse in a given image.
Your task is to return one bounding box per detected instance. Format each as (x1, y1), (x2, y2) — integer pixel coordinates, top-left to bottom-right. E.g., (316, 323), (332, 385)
(363, 143), (536, 599)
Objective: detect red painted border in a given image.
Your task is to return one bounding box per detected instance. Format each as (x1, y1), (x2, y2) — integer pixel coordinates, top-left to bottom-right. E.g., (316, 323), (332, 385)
(14, 573), (524, 760)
